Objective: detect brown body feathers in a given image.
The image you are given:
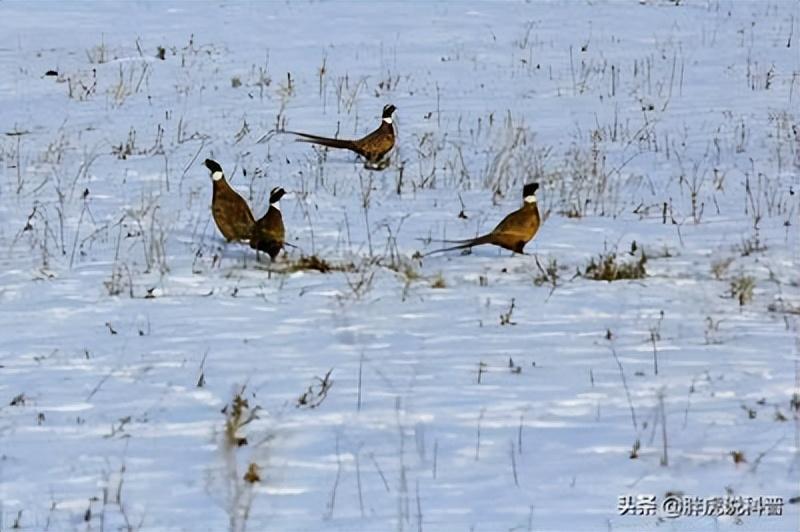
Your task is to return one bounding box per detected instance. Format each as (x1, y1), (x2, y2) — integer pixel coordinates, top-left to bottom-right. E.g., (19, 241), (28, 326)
(249, 187), (286, 260)
(289, 104), (396, 165)
(427, 183), (541, 255)
(205, 159), (255, 242)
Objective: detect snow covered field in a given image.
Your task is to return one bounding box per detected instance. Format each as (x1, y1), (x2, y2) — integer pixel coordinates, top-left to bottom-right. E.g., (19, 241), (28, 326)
(1, 1), (799, 530)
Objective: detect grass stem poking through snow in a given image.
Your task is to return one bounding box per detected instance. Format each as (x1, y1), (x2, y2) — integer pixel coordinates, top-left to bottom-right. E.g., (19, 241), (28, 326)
(606, 330), (638, 431)
(649, 310), (664, 376)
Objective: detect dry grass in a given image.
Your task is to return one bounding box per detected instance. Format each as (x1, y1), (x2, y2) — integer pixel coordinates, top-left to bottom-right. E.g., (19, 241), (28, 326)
(710, 256), (735, 280)
(729, 274), (755, 306)
(430, 273), (447, 288)
(583, 250), (647, 282)
(259, 254), (357, 274)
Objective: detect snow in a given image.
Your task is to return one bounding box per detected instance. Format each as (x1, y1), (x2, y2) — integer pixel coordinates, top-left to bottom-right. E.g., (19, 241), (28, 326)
(0, 1), (799, 531)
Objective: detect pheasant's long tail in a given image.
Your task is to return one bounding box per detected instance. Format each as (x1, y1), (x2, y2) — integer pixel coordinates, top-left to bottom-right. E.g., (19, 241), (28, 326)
(423, 234), (494, 256)
(287, 131), (356, 151)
